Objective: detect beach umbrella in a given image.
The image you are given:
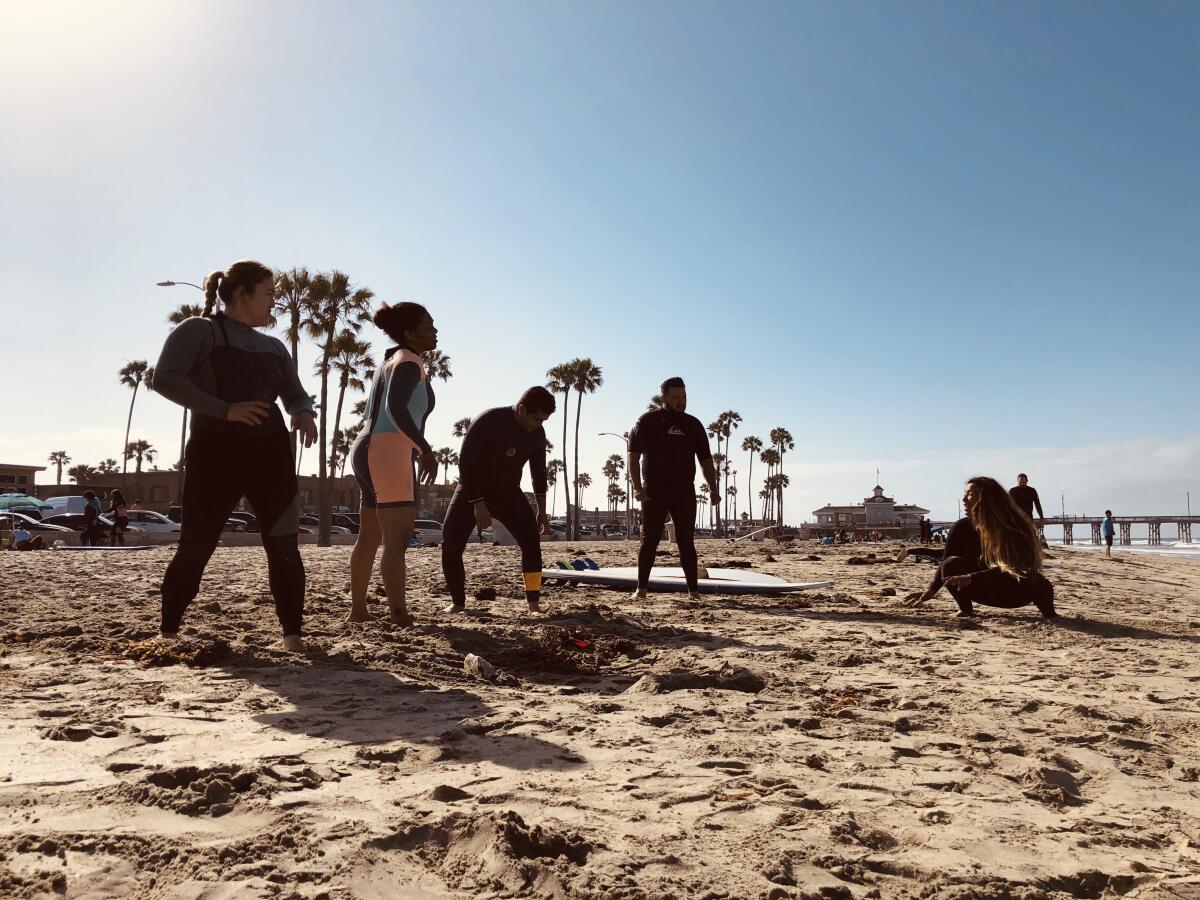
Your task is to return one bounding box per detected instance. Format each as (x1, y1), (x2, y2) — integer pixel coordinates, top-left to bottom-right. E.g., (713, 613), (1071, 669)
(0, 493), (52, 511)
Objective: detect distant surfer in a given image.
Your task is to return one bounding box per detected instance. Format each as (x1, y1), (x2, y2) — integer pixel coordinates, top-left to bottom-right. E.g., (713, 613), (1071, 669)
(627, 377), (720, 600)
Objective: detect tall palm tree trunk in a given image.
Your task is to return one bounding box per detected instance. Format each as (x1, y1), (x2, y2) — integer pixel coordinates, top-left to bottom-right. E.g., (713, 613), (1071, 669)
(572, 391), (583, 539)
(289, 331), (300, 460)
(122, 386), (139, 475)
(777, 446), (785, 526)
(317, 345), (332, 546)
(329, 374), (349, 488)
(561, 389), (571, 538)
(746, 454), (754, 525)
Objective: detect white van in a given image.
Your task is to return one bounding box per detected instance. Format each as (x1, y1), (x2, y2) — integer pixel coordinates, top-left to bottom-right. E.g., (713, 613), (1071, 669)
(42, 495), (91, 517)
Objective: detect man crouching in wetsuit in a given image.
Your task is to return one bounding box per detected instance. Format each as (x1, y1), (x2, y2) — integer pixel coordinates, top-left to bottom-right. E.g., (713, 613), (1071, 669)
(441, 387), (555, 614)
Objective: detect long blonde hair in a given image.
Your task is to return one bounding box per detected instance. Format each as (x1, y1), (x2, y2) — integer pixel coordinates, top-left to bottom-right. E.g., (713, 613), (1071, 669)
(966, 476), (1042, 578)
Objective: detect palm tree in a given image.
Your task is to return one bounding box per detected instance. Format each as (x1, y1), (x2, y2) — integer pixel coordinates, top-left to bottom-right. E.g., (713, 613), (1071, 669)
(760, 448), (780, 522)
(47, 451), (70, 485)
(741, 435), (762, 525)
(325, 331), (374, 479)
(708, 410), (741, 522)
(770, 427), (795, 526)
(648, 394), (662, 411)
(273, 269), (315, 458)
(569, 359), (603, 539)
(607, 482), (626, 516)
(422, 350), (452, 382)
(96, 459), (120, 476)
(296, 394), (319, 476)
(545, 363), (574, 537)
(436, 447), (458, 484)
(167, 303), (206, 496)
(339, 422), (363, 478)
(546, 459), (563, 515)
(118, 361), (151, 475)
(68, 464), (98, 484)
(574, 472), (592, 517)
(698, 482), (712, 528)
(302, 271), (374, 545)
(727, 484), (738, 525)
(453, 417), (472, 440)
(124, 440), (156, 473)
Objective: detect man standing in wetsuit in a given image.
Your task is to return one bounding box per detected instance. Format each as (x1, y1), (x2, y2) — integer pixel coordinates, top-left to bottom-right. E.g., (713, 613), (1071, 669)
(628, 377), (720, 600)
(441, 387), (555, 614)
(1009, 473), (1044, 521)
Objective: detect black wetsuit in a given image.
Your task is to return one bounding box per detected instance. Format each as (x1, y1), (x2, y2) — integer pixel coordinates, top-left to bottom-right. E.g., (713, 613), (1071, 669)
(628, 409), (712, 593)
(442, 407), (547, 608)
(153, 314), (314, 636)
(926, 517), (1055, 618)
(1009, 485), (1044, 520)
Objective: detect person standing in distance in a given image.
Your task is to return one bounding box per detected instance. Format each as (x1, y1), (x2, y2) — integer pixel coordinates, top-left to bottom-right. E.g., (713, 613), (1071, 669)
(440, 387), (555, 614)
(628, 377), (719, 600)
(1101, 509), (1116, 558)
(1009, 474), (1045, 521)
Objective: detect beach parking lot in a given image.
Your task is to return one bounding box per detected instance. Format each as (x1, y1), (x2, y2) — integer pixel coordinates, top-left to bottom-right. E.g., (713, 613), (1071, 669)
(1, 540), (1198, 898)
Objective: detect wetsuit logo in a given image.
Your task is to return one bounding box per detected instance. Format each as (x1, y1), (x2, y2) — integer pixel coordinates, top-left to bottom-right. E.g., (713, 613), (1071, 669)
(506, 448), (516, 457)
(667, 426), (685, 436)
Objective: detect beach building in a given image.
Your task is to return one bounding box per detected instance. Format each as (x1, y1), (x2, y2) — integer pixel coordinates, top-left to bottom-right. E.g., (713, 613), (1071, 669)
(812, 484), (929, 528)
(0, 463), (46, 495)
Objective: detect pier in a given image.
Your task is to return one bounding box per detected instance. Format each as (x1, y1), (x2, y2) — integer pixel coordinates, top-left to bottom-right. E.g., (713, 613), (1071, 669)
(1036, 515), (1199, 546)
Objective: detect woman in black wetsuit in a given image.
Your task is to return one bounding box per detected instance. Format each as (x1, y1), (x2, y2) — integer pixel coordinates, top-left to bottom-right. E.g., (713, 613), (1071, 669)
(153, 260), (318, 652)
(904, 476), (1056, 619)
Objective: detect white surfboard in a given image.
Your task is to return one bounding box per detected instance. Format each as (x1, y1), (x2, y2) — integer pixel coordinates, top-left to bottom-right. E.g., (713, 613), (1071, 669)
(543, 565), (833, 596)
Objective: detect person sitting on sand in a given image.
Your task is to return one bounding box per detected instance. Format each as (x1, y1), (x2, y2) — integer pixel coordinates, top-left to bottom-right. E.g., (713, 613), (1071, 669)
(903, 476), (1056, 619)
(440, 386), (556, 615)
(347, 301), (440, 626)
(11, 525), (43, 550)
(153, 260), (318, 653)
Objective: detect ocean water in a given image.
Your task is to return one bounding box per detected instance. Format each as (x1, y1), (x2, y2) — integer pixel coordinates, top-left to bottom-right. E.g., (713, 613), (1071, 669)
(1061, 540), (1200, 560)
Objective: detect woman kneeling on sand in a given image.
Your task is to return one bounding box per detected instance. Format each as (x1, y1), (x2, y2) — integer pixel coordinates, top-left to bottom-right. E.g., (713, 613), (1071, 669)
(904, 476), (1056, 619)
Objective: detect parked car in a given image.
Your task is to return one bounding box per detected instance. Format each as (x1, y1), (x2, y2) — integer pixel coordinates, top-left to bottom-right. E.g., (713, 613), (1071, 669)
(227, 511), (260, 533)
(0, 512), (74, 533)
(223, 518), (247, 533)
(413, 518), (443, 546)
(42, 496), (91, 518)
(331, 514), (359, 534)
(124, 510), (182, 534)
(298, 516), (351, 535)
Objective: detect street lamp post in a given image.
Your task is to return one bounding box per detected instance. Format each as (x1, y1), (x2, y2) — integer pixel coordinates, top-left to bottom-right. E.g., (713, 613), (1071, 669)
(598, 432), (630, 540)
(156, 280), (204, 292)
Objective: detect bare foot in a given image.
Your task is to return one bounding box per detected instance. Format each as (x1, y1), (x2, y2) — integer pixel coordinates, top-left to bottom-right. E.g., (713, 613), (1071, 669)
(526, 600), (541, 613)
(345, 608), (372, 624)
(281, 635), (305, 652)
(387, 609), (414, 627)
(442, 603), (465, 615)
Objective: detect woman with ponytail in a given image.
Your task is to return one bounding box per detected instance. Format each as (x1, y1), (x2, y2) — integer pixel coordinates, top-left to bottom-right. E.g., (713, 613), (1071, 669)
(153, 260), (318, 652)
(347, 301), (439, 626)
(904, 476), (1057, 619)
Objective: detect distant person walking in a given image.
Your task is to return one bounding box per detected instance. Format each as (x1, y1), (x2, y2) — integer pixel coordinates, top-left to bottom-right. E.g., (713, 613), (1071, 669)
(348, 302), (440, 626)
(153, 260), (318, 653)
(904, 476), (1056, 619)
(1101, 510), (1116, 558)
(82, 491), (102, 546)
(628, 377), (719, 600)
(107, 489), (129, 546)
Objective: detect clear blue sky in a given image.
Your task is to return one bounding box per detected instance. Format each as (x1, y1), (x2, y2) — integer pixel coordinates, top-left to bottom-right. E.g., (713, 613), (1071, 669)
(2, 1), (1197, 523)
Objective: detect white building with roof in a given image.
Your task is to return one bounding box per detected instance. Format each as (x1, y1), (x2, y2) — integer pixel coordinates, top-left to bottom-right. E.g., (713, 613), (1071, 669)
(812, 484), (929, 528)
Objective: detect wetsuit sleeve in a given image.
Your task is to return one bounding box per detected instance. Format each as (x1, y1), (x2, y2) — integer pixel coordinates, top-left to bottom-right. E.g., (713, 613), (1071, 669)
(530, 430), (548, 496)
(273, 339), (314, 418)
(692, 418), (713, 462)
(1031, 488), (1044, 519)
(152, 318), (229, 420)
(458, 415), (488, 503)
(385, 362), (433, 455)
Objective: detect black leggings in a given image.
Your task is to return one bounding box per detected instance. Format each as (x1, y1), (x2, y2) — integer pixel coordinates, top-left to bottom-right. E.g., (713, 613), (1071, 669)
(442, 488), (541, 606)
(941, 555), (1056, 618)
(638, 492), (698, 592)
(161, 429), (305, 636)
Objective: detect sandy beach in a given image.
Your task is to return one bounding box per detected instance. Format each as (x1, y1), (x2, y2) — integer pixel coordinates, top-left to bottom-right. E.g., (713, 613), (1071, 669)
(1, 539), (1198, 899)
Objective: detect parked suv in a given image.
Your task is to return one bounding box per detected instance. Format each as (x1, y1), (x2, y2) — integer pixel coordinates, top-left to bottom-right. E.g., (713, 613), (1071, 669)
(413, 519), (443, 546)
